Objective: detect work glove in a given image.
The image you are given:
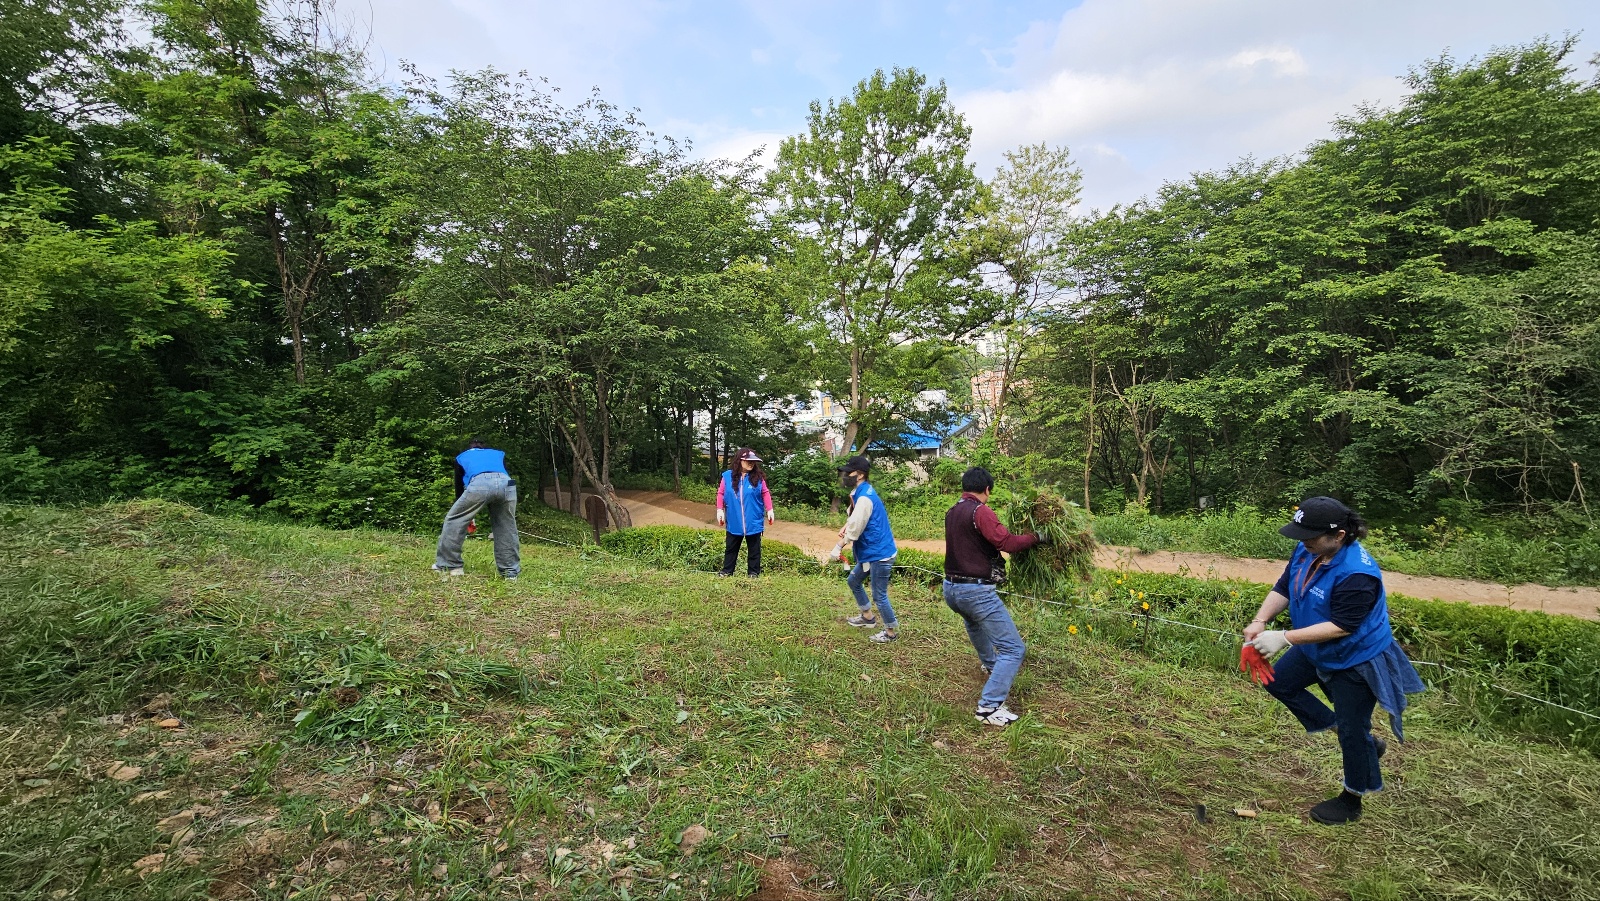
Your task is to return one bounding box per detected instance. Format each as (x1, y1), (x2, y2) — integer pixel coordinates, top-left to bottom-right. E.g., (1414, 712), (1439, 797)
(1033, 532), (1051, 547)
(1248, 630), (1292, 657)
(1239, 644), (1276, 686)
(767, 510), (775, 524)
(828, 543), (845, 564)
(716, 509), (725, 526)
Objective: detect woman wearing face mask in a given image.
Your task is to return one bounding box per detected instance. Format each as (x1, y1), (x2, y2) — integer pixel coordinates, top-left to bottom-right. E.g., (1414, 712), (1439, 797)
(828, 455), (900, 643)
(715, 448), (775, 576)
(1243, 497), (1425, 826)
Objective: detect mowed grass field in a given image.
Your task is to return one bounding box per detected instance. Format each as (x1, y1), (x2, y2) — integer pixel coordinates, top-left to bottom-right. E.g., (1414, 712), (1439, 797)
(1, 502), (1597, 900)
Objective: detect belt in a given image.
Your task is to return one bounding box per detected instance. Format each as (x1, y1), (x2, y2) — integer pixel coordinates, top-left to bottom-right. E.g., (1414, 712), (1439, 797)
(945, 575), (997, 585)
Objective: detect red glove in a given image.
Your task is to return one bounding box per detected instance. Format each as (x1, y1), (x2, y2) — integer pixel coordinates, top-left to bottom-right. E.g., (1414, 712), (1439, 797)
(1239, 644), (1275, 686)
(467, 521), (477, 535)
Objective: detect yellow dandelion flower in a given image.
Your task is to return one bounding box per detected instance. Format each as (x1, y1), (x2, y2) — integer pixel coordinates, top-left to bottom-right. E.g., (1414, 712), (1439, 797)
(1141, 601), (1150, 610)
(1068, 624), (1079, 635)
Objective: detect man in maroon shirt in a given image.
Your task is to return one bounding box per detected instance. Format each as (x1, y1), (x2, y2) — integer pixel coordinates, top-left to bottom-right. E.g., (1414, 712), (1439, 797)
(943, 467), (1043, 727)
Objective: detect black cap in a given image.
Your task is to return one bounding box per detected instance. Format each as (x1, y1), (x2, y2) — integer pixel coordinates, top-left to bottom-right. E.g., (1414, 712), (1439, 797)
(836, 454), (871, 475)
(1279, 496), (1353, 541)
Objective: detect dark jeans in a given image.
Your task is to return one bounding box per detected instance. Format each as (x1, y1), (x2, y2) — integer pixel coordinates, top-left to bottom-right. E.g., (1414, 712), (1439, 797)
(720, 531), (762, 576)
(1265, 645), (1384, 795)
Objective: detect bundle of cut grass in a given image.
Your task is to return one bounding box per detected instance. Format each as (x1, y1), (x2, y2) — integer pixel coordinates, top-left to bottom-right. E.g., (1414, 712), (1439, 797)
(1003, 486), (1098, 599)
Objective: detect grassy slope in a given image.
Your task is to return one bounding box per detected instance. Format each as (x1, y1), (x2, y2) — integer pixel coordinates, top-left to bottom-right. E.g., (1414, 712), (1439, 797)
(2, 503), (1598, 901)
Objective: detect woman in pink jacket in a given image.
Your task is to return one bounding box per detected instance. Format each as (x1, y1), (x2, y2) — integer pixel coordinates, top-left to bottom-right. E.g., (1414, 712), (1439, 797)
(716, 448), (775, 576)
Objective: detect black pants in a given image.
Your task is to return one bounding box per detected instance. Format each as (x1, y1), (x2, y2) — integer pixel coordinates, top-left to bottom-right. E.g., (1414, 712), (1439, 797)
(720, 532), (762, 576)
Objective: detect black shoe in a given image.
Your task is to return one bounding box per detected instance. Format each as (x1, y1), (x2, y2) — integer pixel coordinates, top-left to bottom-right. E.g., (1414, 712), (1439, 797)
(1373, 736), (1387, 759)
(714, 571), (733, 578)
(1309, 791), (1363, 826)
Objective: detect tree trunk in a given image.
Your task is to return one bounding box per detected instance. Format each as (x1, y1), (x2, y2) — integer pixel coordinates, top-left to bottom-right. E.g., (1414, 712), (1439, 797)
(1082, 356), (1096, 513)
(568, 459), (582, 516)
(550, 442), (565, 512)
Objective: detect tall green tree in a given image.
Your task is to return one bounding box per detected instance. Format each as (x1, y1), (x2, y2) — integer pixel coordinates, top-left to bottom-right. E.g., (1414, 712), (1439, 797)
(968, 142), (1081, 434)
(374, 72), (773, 527)
(769, 67), (985, 455)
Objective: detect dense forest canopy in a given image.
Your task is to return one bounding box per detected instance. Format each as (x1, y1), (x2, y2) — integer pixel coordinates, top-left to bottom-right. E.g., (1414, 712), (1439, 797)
(1, 0), (1595, 529)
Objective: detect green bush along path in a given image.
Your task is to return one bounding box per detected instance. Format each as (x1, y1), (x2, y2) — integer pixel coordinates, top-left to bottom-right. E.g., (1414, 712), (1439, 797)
(602, 491), (1600, 622)
(5, 501), (1597, 900)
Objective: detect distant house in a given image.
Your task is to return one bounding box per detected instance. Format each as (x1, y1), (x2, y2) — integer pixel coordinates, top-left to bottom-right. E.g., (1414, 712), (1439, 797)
(870, 416), (978, 463)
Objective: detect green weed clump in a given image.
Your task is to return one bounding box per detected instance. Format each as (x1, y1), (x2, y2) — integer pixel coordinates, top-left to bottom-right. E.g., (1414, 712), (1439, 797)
(598, 525), (822, 575)
(1004, 487), (1097, 598)
(892, 547), (945, 588)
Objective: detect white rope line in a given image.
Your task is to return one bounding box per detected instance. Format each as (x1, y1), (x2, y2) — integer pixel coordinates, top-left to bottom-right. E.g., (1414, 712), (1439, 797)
(511, 532), (1599, 724)
(1412, 660), (1600, 722)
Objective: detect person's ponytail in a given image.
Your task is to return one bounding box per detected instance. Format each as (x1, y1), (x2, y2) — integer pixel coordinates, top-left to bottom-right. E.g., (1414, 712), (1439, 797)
(1343, 511), (1369, 546)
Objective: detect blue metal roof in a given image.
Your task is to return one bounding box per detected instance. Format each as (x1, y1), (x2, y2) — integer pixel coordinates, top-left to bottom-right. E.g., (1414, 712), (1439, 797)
(869, 417), (975, 451)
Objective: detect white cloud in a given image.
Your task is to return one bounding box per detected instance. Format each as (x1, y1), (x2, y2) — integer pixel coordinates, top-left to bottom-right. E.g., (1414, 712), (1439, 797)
(1222, 47), (1309, 77)
(953, 0), (1599, 209)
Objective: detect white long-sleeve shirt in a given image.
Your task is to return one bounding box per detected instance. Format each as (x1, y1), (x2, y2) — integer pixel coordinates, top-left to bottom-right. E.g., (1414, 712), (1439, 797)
(842, 494), (874, 542)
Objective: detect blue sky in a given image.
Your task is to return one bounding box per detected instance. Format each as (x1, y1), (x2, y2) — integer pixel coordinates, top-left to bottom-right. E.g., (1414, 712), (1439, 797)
(362, 1), (1600, 210)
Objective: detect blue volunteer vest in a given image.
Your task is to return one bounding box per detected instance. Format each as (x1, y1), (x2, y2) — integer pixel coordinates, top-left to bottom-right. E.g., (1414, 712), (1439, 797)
(721, 470), (767, 536)
(1287, 539), (1393, 671)
(850, 482), (898, 561)
(456, 448), (507, 486)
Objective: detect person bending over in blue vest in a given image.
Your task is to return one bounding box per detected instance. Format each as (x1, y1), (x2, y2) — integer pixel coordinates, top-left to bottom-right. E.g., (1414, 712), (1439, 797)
(828, 455), (900, 643)
(1244, 497), (1424, 825)
(432, 438), (521, 580)
(716, 448), (775, 576)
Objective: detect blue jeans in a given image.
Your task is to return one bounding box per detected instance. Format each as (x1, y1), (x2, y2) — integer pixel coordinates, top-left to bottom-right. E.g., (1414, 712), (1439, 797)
(434, 472), (521, 577)
(847, 558), (897, 627)
(1265, 645), (1383, 795)
(943, 581), (1025, 710)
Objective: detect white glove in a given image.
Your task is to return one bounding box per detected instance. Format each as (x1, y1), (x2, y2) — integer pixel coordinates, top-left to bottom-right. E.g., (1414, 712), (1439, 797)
(766, 510), (775, 524)
(1249, 630), (1292, 657)
(716, 509), (725, 526)
(828, 543), (844, 562)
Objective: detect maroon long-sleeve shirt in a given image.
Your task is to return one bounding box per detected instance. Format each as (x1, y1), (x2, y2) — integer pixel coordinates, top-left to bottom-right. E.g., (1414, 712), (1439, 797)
(944, 493), (1039, 579)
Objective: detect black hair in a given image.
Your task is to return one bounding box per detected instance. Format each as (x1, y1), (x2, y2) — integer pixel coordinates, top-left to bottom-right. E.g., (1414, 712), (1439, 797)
(1341, 510), (1369, 546)
(468, 437), (486, 449)
(961, 466), (995, 494)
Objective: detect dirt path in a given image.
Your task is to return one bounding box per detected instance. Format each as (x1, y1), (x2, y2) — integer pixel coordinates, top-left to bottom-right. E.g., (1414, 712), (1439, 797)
(544, 490), (1600, 621)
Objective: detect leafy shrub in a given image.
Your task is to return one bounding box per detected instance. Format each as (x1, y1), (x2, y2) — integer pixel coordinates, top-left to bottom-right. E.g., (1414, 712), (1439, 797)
(270, 428), (451, 532)
(1181, 506), (1295, 558)
(893, 547), (945, 588)
(599, 525), (822, 575)
(0, 442), (118, 504)
(766, 448), (840, 507)
(678, 480), (718, 505)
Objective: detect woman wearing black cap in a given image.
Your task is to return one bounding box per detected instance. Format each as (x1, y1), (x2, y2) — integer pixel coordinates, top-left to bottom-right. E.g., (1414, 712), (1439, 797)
(1243, 497), (1425, 825)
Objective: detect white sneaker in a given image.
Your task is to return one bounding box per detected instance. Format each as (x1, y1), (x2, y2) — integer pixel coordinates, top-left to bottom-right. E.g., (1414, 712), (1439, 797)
(432, 565), (465, 577)
(975, 704), (1019, 727)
